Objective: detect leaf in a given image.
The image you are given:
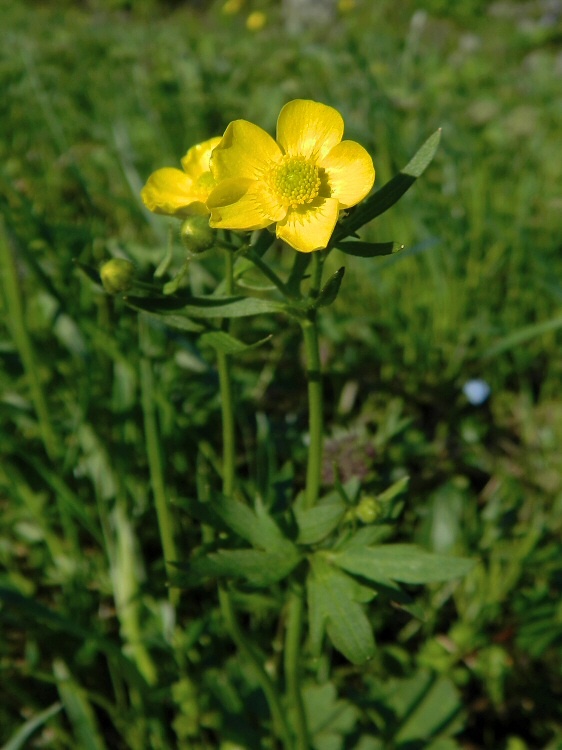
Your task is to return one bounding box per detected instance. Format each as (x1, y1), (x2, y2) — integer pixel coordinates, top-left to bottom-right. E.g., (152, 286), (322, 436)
(314, 266), (345, 308)
(75, 260), (102, 285)
(184, 547), (301, 587)
(303, 683), (358, 748)
(402, 129), (443, 178)
(198, 330), (272, 355)
(53, 660), (107, 750)
(211, 495), (294, 554)
(307, 556), (376, 665)
(334, 544), (475, 585)
(377, 475), (410, 503)
(0, 587), (148, 691)
(294, 499), (347, 545)
(335, 241), (404, 258)
(385, 670), (464, 744)
(333, 129), (441, 240)
(127, 293), (287, 319)
(136, 310), (206, 333)
(482, 314), (562, 358)
(1, 702), (63, 750)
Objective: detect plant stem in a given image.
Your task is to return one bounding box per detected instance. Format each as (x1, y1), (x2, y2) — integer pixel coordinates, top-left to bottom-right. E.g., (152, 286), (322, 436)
(0, 218), (60, 461)
(218, 586), (294, 748)
(285, 587), (309, 750)
(300, 313), (323, 510)
(216, 249), (292, 747)
(246, 248), (290, 296)
(139, 315), (179, 607)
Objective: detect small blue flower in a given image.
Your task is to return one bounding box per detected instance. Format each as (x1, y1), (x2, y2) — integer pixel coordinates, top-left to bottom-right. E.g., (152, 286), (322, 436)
(463, 379), (491, 405)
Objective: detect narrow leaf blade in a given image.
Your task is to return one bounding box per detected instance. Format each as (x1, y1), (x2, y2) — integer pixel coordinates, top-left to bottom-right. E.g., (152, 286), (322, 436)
(336, 241), (404, 258)
(199, 330), (271, 355)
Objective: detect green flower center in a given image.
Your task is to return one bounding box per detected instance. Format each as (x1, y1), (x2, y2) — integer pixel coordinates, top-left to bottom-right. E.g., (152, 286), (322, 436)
(268, 156), (321, 208)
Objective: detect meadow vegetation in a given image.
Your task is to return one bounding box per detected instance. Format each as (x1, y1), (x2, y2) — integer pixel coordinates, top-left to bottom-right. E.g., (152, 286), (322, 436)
(1, 0), (562, 748)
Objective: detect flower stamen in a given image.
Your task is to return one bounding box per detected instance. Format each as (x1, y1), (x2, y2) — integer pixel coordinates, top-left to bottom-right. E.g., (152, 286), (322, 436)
(267, 156), (321, 209)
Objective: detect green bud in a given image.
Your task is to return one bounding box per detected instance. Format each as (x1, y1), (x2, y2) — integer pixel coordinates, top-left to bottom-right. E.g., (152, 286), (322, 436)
(355, 496), (382, 524)
(180, 216), (215, 254)
(100, 258), (135, 294)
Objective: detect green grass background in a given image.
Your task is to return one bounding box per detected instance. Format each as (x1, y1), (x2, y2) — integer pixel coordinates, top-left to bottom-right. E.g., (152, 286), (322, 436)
(1, 0), (562, 748)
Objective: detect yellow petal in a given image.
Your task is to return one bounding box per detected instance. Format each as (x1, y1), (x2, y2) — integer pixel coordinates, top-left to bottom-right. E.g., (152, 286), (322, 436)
(180, 136), (222, 178)
(211, 120), (282, 181)
(141, 168), (200, 217)
(276, 198), (340, 253)
(320, 140), (375, 208)
(208, 178), (286, 230)
(277, 100), (344, 162)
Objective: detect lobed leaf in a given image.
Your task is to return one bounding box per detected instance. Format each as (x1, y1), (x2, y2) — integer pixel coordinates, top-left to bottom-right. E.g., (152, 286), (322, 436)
(334, 543), (475, 585)
(295, 499), (347, 546)
(307, 557), (375, 665)
(186, 548), (302, 587)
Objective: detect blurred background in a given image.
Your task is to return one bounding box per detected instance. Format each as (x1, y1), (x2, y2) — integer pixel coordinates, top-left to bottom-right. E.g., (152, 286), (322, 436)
(1, 0), (562, 748)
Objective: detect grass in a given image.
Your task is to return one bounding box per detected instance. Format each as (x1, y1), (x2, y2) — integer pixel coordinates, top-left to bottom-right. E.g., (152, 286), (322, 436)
(1, 0), (562, 748)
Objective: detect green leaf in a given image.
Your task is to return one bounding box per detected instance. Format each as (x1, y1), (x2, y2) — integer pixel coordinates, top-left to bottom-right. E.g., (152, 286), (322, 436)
(185, 547), (301, 587)
(307, 556), (376, 665)
(482, 314), (562, 358)
(335, 241), (404, 258)
(211, 495), (295, 555)
(334, 544), (475, 584)
(314, 266), (345, 308)
(0, 587), (148, 692)
(128, 293), (287, 318)
(377, 475), (410, 503)
(53, 660), (107, 750)
(294, 499), (347, 545)
(75, 260), (101, 285)
(2, 702), (63, 750)
(402, 129), (443, 178)
(198, 330), (272, 355)
(135, 310), (205, 333)
(333, 129), (441, 240)
(303, 683), (358, 749)
(385, 670), (464, 744)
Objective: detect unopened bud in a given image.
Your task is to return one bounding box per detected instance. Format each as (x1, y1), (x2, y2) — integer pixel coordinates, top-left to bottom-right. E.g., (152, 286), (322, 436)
(355, 496), (382, 524)
(100, 258), (135, 294)
(180, 216), (215, 254)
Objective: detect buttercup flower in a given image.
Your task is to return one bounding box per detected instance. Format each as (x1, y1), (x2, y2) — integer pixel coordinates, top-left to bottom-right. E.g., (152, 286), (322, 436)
(207, 100), (375, 253)
(141, 136), (222, 218)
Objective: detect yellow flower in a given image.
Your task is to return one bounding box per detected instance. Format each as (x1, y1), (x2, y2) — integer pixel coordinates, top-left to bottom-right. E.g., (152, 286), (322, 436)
(207, 100), (375, 253)
(141, 137), (222, 218)
(222, 0), (244, 14)
(246, 10), (267, 30)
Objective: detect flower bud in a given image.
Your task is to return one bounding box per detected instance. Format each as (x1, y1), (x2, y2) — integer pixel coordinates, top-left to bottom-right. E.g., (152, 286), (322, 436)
(100, 258), (135, 294)
(355, 496), (382, 524)
(180, 216), (215, 254)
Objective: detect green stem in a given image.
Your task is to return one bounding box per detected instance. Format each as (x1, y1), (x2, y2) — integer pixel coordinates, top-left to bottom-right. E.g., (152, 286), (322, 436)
(219, 586), (293, 747)
(216, 249), (292, 747)
(139, 316), (179, 606)
(300, 313), (323, 510)
(0, 218), (59, 461)
(285, 587), (309, 750)
(217, 349), (236, 498)
(246, 249), (290, 296)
